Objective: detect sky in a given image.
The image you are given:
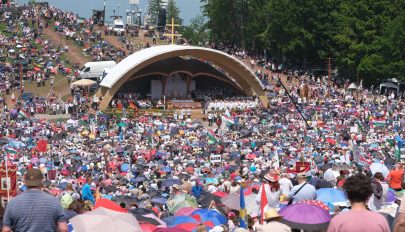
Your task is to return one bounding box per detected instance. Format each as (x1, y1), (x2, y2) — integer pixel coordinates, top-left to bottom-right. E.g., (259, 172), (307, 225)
(17, 0), (203, 25)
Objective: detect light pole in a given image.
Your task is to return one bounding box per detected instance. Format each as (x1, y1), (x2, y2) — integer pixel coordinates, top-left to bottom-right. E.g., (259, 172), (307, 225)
(103, 0), (106, 25)
(126, 9), (130, 25)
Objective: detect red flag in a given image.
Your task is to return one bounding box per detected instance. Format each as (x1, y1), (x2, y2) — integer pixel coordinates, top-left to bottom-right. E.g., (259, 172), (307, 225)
(260, 183), (268, 224)
(36, 139), (48, 152)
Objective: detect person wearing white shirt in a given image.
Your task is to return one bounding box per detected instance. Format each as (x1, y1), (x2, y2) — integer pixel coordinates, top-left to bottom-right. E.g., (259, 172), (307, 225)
(279, 173), (293, 195)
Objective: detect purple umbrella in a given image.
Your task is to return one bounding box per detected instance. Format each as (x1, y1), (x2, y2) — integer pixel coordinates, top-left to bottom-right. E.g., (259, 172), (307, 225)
(31, 157), (39, 165)
(279, 203), (331, 230)
(387, 189), (397, 203)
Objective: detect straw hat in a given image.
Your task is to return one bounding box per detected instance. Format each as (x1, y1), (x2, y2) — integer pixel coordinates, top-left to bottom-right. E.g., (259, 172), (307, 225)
(263, 208), (282, 221)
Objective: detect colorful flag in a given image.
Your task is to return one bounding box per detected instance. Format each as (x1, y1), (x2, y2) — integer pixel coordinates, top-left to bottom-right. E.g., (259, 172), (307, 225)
(36, 140), (48, 152)
(4, 146), (17, 154)
(222, 116), (235, 125)
(239, 186), (248, 229)
(18, 109), (30, 118)
(260, 183), (269, 224)
(372, 117), (386, 127)
(207, 130), (218, 144)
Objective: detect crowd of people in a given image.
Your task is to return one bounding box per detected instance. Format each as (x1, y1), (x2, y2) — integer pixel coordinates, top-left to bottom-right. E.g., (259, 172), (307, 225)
(0, 3), (404, 232)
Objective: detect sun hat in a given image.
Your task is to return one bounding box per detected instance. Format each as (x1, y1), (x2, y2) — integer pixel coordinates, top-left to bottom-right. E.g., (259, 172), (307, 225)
(263, 208), (283, 220)
(296, 173), (307, 179)
(264, 169), (280, 182)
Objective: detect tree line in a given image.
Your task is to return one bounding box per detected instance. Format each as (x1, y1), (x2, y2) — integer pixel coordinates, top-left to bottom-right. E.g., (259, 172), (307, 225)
(189, 0), (404, 84)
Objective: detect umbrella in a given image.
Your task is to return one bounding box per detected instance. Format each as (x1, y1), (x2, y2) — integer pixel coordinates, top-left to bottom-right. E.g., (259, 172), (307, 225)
(175, 207), (198, 216)
(316, 188), (347, 205)
(369, 162), (390, 178)
(279, 203), (331, 230)
(154, 227), (189, 232)
(221, 194), (259, 214)
(205, 178), (218, 185)
(163, 216), (198, 226)
(191, 209), (227, 226)
(72, 79), (96, 87)
(162, 178), (183, 187)
(166, 194), (199, 214)
(129, 208), (157, 216)
(131, 176), (146, 183)
(70, 207), (142, 232)
(151, 197), (167, 205)
(296, 200), (331, 211)
(140, 223), (157, 232)
(134, 215), (162, 226)
(117, 122), (127, 127)
(94, 198), (128, 213)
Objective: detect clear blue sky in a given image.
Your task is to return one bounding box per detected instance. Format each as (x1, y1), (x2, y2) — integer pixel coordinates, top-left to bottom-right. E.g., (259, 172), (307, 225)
(17, 0), (202, 25)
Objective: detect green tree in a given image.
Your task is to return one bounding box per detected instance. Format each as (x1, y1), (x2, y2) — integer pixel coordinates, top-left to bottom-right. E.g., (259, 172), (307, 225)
(180, 14), (209, 45)
(149, 0), (162, 26)
(166, 0), (182, 25)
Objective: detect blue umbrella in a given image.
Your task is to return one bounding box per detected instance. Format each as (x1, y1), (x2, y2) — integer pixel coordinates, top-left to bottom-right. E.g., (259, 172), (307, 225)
(121, 163), (130, 172)
(163, 166), (172, 173)
(316, 188), (347, 204)
(162, 178), (183, 187)
(164, 216), (198, 226)
(151, 197), (167, 205)
(205, 178), (218, 185)
(131, 176), (146, 183)
(191, 209), (227, 226)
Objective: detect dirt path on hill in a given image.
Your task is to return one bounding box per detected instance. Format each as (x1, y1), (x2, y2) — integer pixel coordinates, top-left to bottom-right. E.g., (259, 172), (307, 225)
(104, 35), (129, 54)
(43, 27), (90, 65)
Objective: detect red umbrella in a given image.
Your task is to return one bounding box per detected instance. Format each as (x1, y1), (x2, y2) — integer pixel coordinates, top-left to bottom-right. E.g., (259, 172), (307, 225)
(76, 176), (86, 185)
(94, 198), (128, 213)
(246, 153), (256, 159)
(139, 223), (157, 232)
(61, 169), (70, 176)
(185, 166), (194, 174)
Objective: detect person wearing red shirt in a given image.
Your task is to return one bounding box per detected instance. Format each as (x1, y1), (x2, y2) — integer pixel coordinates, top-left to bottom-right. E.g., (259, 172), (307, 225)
(386, 164), (404, 191)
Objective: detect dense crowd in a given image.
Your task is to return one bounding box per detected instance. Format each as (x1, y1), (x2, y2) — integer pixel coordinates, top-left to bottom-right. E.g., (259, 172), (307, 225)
(0, 3), (404, 232)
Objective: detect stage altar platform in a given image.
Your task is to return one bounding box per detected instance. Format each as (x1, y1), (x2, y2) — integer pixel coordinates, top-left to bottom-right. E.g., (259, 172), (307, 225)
(167, 100), (203, 109)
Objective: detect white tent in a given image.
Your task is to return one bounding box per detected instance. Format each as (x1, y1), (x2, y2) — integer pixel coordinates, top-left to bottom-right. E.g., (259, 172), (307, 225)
(348, 83), (357, 90)
(72, 79), (96, 87)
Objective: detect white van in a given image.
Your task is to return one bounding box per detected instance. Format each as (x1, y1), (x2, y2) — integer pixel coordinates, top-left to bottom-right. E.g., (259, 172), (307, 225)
(78, 61), (116, 80)
(112, 18), (125, 35)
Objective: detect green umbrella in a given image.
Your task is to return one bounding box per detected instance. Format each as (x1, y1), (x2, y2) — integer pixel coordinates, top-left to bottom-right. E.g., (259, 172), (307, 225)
(117, 122), (127, 127)
(166, 194), (198, 214)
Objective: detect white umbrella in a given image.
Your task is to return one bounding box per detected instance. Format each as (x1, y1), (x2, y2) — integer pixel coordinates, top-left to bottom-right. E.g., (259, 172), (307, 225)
(369, 162), (390, 178)
(70, 207), (142, 232)
(16, 44), (23, 48)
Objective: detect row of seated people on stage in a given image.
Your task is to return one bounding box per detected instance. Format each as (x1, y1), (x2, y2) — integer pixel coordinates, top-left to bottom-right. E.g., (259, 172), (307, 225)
(205, 96), (259, 111)
(193, 88), (238, 101)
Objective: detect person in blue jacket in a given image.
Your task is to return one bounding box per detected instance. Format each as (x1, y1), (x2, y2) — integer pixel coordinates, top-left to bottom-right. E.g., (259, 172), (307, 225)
(81, 177), (95, 204)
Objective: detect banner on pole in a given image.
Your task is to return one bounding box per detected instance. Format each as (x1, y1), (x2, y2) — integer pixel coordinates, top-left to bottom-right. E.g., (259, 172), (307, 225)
(0, 165), (17, 198)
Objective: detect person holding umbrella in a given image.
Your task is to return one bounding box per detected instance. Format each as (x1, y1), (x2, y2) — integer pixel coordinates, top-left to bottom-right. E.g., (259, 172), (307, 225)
(327, 174), (390, 232)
